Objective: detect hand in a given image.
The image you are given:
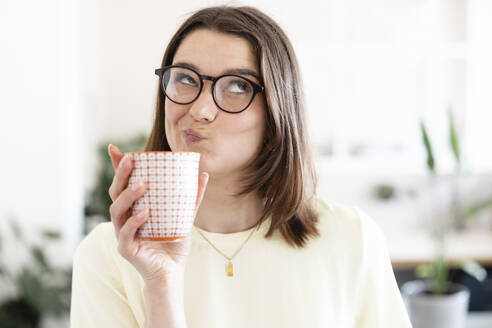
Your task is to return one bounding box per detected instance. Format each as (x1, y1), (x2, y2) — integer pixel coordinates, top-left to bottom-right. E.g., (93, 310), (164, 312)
(107, 144), (209, 286)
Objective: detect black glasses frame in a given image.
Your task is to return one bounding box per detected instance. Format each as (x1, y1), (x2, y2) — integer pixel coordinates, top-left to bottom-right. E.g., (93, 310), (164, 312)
(155, 65), (265, 114)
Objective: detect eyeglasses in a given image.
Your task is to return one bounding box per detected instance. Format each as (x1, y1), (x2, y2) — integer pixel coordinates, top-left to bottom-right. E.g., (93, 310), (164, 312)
(155, 65), (265, 114)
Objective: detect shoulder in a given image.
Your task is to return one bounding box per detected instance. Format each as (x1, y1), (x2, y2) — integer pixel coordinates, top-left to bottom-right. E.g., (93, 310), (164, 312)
(73, 222), (118, 269)
(311, 197), (382, 236)
(310, 196), (387, 257)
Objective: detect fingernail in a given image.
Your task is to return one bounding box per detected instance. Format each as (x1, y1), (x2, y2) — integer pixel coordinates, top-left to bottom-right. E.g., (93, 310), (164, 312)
(118, 154), (128, 169)
(204, 172), (209, 181)
(108, 144), (113, 156)
(132, 179), (144, 191)
(137, 208), (148, 219)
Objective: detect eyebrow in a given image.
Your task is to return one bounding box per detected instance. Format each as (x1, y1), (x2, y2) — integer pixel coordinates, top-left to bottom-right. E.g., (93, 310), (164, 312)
(173, 61), (261, 81)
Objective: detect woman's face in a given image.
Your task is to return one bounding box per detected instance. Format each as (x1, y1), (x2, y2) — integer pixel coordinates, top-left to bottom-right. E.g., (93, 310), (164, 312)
(164, 29), (267, 179)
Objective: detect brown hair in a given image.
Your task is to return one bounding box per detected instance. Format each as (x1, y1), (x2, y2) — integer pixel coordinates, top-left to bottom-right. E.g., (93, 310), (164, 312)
(145, 5), (321, 248)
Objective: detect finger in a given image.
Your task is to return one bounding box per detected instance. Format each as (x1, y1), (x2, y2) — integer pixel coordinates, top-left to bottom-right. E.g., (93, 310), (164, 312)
(110, 181), (146, 232)
(108, 153), (135, 201)
(194, 172), (209, 216)
(118, 208), (149, 259)
(108, 144), (124, 171)
(111, 206), (131, 241)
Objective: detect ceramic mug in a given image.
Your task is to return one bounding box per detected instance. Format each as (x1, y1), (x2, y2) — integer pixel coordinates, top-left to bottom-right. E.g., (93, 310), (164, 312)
(127, 151), (200, 242)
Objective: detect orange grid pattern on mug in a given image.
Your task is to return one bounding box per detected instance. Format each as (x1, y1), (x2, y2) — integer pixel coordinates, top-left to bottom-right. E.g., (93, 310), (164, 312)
(127, 152), (200, 242)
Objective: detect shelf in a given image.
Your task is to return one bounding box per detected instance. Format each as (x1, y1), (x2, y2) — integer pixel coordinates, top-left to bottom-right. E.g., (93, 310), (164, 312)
(387, 228), (492, 269)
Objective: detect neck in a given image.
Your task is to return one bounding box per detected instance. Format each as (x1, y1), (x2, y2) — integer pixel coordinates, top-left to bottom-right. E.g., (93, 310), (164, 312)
(194, 175), (265, 234)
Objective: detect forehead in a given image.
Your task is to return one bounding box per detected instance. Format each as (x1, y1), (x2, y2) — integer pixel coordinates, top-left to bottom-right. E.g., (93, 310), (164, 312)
(172, 29), (259, 75)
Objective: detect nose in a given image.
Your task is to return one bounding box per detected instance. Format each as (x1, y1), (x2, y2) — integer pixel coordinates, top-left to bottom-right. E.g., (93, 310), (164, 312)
(188, 81), (218, 122)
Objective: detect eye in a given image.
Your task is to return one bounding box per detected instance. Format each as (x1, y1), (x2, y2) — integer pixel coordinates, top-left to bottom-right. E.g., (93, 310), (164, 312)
(226, 79), (251, 94)
(176, 73), (198, 86)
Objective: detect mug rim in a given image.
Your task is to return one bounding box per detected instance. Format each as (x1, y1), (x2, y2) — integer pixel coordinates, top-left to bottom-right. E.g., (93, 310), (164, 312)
(128, 151), (199, 154)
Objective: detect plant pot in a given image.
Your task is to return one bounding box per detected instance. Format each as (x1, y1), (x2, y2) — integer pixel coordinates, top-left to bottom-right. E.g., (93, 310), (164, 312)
(401, 280), (470, 328)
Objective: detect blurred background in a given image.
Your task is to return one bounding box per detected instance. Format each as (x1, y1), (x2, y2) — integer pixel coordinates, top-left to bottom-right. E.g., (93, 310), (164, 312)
(1, 0), (491, 327)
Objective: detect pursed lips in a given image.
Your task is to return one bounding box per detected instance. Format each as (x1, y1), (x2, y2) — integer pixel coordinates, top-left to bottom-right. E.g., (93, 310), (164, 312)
(183, 128), (205, 143)
(184, 128), (203, 139)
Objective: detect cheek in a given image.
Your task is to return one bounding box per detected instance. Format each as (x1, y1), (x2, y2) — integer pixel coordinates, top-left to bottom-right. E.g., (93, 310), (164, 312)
(164, 100), (179, 124)
(221, 107), (266, 151)
(164, 101), (188, 136)
(164, 101), (185, 149)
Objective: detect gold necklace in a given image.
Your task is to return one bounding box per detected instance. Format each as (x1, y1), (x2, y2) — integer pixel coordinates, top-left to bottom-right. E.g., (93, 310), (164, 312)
(194, 224), (258, 277)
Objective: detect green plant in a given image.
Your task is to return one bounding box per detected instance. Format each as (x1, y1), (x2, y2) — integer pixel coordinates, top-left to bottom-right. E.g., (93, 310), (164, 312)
(84, 132), (148, 235)
(417, 109), (490, 294)
(0, 215), (72, 327)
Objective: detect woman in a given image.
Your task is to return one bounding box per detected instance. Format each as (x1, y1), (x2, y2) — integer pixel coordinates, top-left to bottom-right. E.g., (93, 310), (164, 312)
(71, 6), (412, 328)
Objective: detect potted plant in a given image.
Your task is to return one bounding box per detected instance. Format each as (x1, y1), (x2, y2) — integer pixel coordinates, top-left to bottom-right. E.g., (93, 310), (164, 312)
(401, 109), (491, 328)
(0, 215), (72, 328)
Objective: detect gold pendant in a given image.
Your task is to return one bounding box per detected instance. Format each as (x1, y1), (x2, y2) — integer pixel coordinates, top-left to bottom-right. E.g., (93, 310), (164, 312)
(226, 262), (234, 277)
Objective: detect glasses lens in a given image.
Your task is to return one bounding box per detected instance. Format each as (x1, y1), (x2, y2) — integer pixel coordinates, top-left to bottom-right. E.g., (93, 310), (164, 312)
(214, 76), (255, 112)
(162, 67), (200, 103)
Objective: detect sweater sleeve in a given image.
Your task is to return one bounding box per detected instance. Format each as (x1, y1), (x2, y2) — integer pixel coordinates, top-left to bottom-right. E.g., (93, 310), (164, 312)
(353, 207), (413, 328)
(70, 223), (140, 328)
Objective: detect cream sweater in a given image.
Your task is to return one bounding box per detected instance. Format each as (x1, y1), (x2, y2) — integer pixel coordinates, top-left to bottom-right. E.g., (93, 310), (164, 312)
(70, 198), (412, 327)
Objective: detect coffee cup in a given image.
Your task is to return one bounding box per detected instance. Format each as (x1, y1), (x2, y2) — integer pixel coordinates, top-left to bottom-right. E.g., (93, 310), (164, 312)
(127, 151), (200, 242)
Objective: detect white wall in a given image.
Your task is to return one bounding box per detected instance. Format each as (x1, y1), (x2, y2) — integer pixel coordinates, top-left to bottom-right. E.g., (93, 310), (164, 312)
(467, 0), (492, 171)
(0, 0), (82, 267)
